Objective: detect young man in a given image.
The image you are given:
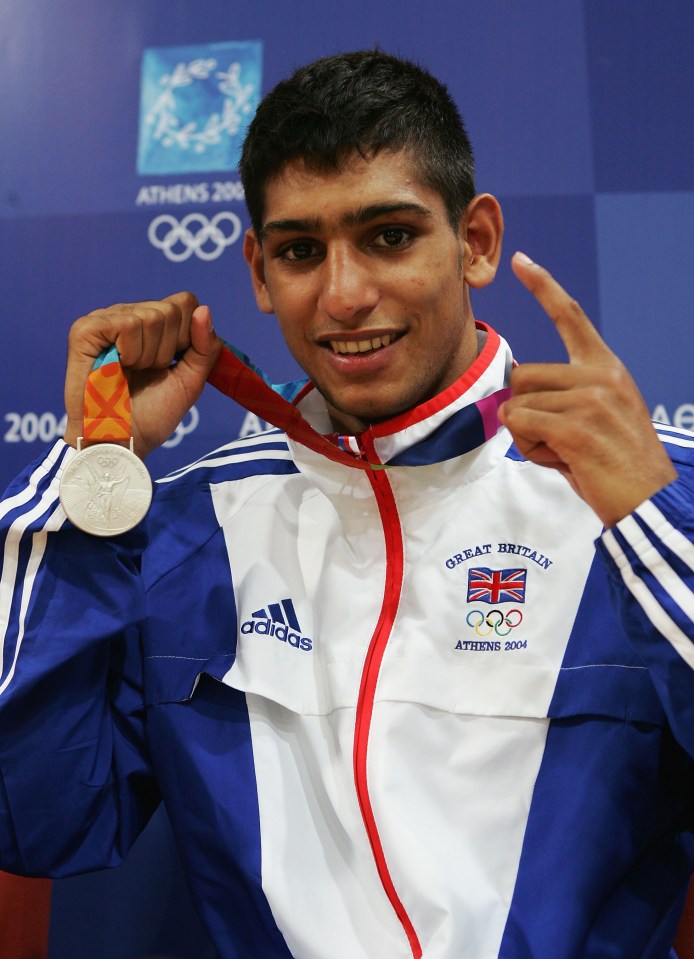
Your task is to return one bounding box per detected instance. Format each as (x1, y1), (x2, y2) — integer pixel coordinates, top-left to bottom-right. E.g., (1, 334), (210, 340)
(1, 51), (693, 959)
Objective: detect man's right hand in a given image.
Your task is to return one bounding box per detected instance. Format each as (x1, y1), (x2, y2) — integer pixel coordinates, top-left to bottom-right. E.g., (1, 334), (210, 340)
(63, 292), (223, 459)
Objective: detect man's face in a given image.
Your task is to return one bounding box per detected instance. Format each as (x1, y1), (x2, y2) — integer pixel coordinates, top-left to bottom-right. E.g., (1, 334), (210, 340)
(245, 149), (481, 434)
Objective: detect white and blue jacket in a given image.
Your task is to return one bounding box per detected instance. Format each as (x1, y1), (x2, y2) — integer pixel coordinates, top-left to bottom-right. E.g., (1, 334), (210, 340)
(1, 324), (694, 958)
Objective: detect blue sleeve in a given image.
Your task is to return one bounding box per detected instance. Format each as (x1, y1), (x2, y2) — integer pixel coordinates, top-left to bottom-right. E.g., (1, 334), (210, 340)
(597, 427), (694, 756)
(0, 443), (160, 877)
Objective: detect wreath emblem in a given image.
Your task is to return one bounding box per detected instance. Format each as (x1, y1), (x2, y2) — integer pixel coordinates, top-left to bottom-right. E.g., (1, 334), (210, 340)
(145, 58), (256, 156)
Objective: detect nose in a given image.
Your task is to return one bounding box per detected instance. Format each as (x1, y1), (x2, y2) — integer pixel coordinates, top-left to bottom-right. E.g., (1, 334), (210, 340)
(317, 244), (380, 325)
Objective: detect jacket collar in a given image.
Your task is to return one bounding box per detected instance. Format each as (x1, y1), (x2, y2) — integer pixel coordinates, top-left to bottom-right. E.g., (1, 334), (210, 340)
(208, 322), (514, 470)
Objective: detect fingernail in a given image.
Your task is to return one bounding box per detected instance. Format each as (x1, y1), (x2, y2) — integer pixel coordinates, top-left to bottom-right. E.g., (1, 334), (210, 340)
(197, 305), (213, 332)
(514, 251), (534, 266)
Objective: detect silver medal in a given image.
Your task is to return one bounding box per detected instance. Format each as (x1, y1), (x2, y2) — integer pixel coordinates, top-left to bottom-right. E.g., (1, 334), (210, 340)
(59, 440), (153, 536)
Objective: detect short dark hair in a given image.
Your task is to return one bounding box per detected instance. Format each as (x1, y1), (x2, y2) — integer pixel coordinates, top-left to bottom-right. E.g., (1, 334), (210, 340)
(240, 50), (476, 236)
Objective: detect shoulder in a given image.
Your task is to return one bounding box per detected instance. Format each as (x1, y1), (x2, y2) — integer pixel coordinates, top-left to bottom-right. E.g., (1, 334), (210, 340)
(154, 428), (298, 491)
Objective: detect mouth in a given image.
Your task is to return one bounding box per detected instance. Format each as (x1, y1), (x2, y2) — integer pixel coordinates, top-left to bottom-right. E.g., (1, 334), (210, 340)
(327, 333), (401, 355)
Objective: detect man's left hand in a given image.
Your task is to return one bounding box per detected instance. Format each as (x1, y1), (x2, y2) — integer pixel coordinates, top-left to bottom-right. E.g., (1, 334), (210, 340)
(498, 251), (677, 528)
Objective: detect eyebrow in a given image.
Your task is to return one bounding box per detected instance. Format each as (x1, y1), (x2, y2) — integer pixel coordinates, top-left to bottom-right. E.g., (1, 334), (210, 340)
(259, 202), (434, 240)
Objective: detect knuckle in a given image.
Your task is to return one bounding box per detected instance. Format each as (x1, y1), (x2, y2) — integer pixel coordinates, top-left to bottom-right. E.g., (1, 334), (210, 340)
(566, 297), (584, 318)
(593, 361), (631, 397)
(501, 401), (524, 427)
(141, 306), (166, 329)
(508, 364), (540, 394)
(170, 290), (199, 312)
(509, 366), (527, 389)
(550, 298), (583, 326)
(611, 359), (630, 384)
(68, 310), (113, 344)
(68, 316), (89, 342)
(106, 302), (134, 311)
(114, 313), (144, 337)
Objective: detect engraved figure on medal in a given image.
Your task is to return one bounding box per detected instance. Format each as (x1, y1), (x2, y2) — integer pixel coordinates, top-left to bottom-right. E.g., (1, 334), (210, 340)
(59, 442), (153, 536)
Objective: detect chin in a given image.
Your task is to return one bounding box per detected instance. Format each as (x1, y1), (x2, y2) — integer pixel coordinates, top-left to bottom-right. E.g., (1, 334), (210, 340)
(329, 398), (410, 433)
(321, 379), (426, 432)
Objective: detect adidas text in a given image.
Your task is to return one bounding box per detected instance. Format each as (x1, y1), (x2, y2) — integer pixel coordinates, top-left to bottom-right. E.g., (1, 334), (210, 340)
(241, 619), (313, 652)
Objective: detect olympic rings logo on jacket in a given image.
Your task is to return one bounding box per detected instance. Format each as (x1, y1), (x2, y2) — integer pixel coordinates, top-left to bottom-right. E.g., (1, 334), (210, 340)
(466, 608), (523, 637)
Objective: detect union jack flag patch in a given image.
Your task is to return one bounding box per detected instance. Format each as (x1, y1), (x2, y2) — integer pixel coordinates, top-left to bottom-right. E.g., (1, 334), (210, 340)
(467, 567), (527, 604)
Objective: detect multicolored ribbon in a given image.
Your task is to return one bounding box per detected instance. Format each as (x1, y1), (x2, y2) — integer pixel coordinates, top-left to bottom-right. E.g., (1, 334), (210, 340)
(80, 341), (510, 469)
(82, 345), (131, 444)
(208, 343), (510, 472)
(208, 343), (376, 470)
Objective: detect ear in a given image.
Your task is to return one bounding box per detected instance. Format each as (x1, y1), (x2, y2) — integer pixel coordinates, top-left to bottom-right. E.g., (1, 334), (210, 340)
(243, 229), (275, 314)
(460, 194), (504, 289)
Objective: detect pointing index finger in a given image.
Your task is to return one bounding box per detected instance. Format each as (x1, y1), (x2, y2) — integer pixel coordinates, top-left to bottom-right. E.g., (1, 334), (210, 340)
(511, 251), (611, 364)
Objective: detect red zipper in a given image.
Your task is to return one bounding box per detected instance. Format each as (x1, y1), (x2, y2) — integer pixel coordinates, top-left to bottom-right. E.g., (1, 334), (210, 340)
(352, 435), (422, 959)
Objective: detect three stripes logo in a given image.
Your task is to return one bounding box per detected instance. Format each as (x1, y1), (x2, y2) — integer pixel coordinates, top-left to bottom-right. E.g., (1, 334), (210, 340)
(240, 598), (313, 652)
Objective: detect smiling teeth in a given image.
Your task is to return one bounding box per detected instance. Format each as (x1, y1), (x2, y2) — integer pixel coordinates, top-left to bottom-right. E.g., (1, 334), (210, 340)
(330, 334), (393, 354)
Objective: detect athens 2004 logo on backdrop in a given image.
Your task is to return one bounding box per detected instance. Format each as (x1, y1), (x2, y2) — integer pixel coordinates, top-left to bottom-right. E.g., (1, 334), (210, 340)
(137, 41), (261, 261)
(137, 41), (262, 176)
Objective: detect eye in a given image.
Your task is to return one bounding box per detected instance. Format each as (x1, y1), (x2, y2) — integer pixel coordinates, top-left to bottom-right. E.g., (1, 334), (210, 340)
(278, 240), (319, 261)
(373, 227), (412, 249)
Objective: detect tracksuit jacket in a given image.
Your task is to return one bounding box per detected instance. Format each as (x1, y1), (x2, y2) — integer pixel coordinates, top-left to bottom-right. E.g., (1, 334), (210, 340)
(1, 323), (694, 959)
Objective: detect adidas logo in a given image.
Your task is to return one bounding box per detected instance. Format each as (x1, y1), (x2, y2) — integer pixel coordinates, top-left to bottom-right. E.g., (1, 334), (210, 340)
(241, 598), (313, 652)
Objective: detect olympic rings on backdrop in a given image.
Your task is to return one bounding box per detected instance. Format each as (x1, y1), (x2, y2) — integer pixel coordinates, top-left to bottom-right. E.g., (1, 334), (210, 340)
(148, 211), (242, 262)
(466, 608), (523, 637)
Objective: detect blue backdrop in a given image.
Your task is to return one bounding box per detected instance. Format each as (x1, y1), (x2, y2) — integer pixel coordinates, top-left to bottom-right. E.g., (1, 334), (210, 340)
(1, 1), (692, 956)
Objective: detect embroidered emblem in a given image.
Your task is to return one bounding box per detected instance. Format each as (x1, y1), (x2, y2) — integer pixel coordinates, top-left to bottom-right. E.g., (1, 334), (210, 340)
(240, 598), (313, 652)
(466, 567), (527, 604)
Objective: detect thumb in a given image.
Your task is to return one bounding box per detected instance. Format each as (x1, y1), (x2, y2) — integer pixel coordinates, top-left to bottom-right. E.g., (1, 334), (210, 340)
(169, 305), (224, 410)
(183, 305), (224, 376)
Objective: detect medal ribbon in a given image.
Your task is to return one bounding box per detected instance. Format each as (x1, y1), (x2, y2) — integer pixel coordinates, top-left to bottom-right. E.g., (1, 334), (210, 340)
(208, 344), (380, 470)
(79, 339), (509, 468)
(82, 345), (132, 444)
(208, 343), (510, 472)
